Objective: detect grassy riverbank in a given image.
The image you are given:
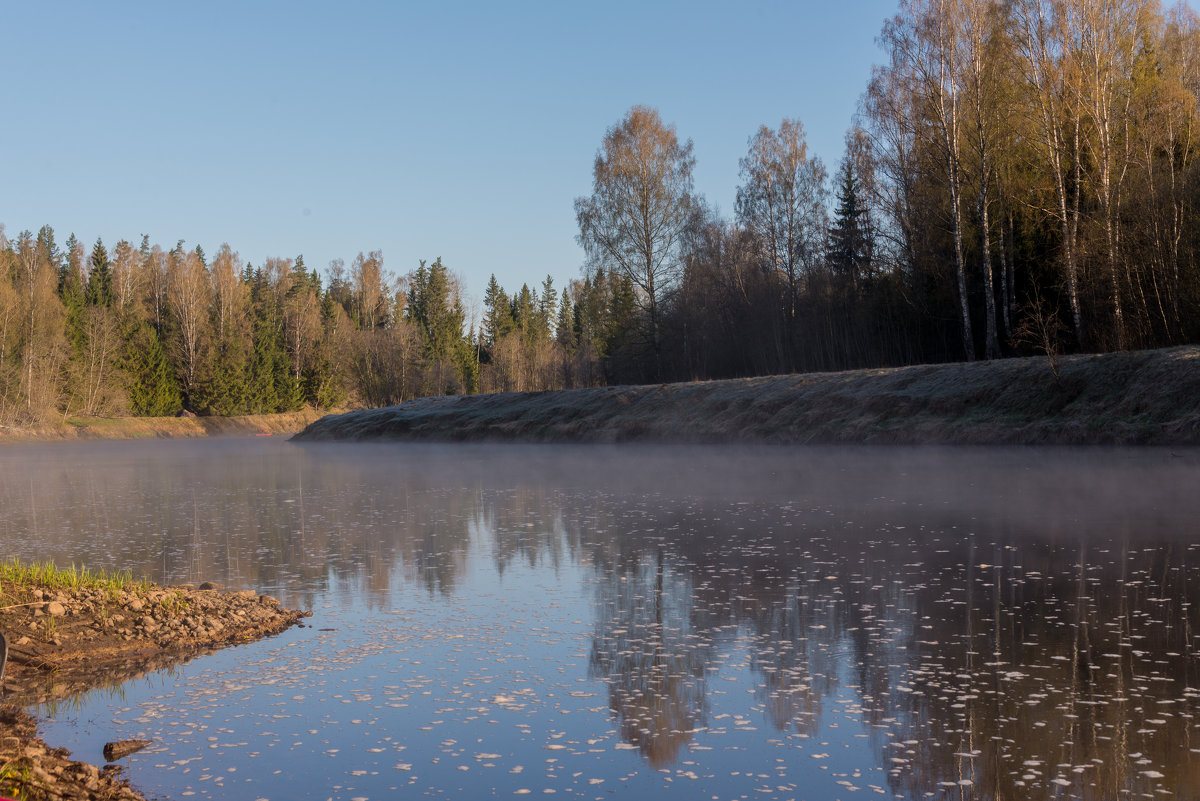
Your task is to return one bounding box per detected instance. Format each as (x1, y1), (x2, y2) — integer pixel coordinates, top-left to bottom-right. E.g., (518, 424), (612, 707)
(295, 346), (1200, 446)
(0, 409), (327, 443)
(0, 560), (309, 801)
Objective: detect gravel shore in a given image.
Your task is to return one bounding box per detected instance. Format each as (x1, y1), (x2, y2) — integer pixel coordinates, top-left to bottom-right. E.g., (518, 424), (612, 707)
(1, 580), (309, 800)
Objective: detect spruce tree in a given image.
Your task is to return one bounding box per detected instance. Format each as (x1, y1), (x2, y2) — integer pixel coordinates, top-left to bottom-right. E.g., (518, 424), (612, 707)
(86, 237), (114, 307)
(482, 274), (503, 348)
(555, 287), (574, 351)
(827, 159), (872, 287)
(126, 322), (182, 416)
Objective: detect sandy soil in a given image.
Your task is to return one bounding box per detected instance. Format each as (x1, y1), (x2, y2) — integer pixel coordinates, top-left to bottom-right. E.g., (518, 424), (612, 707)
(294, 347), (1200, 446)
(1, 582), (309, 800)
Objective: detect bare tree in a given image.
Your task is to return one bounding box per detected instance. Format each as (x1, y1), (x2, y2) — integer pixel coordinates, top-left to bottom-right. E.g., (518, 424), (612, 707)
(575, 105), (698, 374)
(960, 0), (1010, 359)
(211, 243), (246, 340)
(351, 250), (388, 330)
(110, 238), (144, 314)
(1074, 0), (1153, 349)
(881, 0), (976, 360)
(1014, 0), (1086, 345)
(736, 118), (829, 364)
(167, 245), (210, 405)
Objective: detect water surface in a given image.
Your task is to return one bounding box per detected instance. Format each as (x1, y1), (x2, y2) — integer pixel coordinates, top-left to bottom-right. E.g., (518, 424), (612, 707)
(2, 439), (1198, 800)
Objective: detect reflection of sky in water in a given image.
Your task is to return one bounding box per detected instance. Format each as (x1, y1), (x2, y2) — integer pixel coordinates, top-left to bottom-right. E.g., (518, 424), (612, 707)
(3, 440), (1200, 800)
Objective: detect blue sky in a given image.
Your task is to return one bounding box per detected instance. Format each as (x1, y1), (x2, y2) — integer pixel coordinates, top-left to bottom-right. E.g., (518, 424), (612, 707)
(5, 0), (1184, 310)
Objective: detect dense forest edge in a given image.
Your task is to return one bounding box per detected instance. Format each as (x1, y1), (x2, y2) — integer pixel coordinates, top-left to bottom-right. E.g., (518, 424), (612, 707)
(294, 346), (1200, 446)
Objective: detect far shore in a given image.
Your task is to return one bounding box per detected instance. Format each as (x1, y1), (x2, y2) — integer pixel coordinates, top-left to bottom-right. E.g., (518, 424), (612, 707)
(0, 409), (327, 443)
(294, 346), (1200, 447)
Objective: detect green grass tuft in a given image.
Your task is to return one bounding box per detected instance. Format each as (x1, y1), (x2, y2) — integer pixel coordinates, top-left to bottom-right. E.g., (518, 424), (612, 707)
(0, 558), (149, 595)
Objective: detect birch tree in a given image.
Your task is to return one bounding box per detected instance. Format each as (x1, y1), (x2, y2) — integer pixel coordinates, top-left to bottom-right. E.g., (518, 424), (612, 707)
(736, 119), (829, 364)
(167, 244), (210, 405)
(881, 0), (976, 360)
(575, 106), (697, 375)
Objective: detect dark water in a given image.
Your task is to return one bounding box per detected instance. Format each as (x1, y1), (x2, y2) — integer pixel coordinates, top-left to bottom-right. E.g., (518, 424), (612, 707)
(2, 439), (1198, 800)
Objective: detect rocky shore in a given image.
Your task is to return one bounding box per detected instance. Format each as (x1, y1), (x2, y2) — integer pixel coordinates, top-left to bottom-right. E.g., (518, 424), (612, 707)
(1, 580), (309, 800)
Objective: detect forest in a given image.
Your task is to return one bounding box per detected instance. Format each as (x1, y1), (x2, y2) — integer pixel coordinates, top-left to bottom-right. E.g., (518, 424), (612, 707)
(0, 0), (1196, 423)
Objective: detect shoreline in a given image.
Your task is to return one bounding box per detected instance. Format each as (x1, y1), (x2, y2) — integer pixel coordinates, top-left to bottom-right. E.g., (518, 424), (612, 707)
(1, 577), (310, 801)
(0, 409), (328, 444)
(294, 346), (1200, 446)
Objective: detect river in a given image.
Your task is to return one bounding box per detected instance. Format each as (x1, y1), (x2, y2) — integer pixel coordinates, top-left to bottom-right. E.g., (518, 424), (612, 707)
(2, 439), (1198, 800)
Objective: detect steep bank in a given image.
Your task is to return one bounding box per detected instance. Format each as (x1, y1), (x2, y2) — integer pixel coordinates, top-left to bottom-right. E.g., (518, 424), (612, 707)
(295, 347), (1200, 446)
(0, 409), (327, 443)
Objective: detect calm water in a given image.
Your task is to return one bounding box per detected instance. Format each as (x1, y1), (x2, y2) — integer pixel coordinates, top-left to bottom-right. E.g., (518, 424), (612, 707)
(2, 439), (1199, 800)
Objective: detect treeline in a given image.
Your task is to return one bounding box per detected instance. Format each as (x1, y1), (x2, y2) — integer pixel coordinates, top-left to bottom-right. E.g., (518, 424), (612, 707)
(0, 229), (490, 422)
(574, 0), (1200, 383)
(2, 0), (1198, 420)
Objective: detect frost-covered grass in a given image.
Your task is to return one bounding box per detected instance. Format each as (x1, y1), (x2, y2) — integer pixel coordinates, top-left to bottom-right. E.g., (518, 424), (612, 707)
(295, 346), (1200, 446)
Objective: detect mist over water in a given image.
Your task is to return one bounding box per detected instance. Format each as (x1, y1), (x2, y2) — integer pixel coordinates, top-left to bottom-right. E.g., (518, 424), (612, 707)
(2, 439), (1198, 800)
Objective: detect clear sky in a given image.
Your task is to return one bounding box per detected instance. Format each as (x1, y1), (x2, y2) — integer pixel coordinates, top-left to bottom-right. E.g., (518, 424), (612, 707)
(3, 0), (1188, 310)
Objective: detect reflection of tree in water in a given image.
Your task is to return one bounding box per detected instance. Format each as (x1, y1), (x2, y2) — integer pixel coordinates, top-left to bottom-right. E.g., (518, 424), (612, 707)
(574, 493), (1200, 799)
(588, 546), (713, 767)
(472, 488), (576, 579)
(9, 443), (1200, 797)
(867, 531), (1200, 800)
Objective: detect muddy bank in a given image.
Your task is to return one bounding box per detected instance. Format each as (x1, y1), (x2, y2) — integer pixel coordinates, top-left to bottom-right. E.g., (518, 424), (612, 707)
(295, 346), (1200, 446)
(1, 581), (309, 800)
(0, 409), (327, 444)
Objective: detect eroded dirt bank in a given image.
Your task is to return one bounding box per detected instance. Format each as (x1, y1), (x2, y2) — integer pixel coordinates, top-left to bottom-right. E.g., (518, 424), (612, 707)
(295, 346), (1200, 446)
(1, 582), (309, 800)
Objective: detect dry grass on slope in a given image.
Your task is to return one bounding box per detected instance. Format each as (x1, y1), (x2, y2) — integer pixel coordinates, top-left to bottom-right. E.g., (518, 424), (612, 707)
(295, 346), (1200, 446)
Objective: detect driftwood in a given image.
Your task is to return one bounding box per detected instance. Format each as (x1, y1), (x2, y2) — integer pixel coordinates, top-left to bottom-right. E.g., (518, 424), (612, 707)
(103, 739), (152, 761)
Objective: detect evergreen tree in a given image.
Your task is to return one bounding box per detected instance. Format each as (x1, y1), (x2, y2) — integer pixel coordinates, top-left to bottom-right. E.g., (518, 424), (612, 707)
(555, 287), (574, 351)
(827, 159), (872, 286)
(482, 274), (505, 348)
(59, 234), (87, 354)
(86, 237), (114, 307)
(125, 321), (182, 416)
(512, 283), (536, 339)
(538, 274), (556, 339)
(407, 257), (464, 362)
(197, 337), (249, 415)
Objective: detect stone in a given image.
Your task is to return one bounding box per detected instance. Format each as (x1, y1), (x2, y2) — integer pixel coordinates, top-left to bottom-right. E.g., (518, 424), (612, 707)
(127, 598), (145, 612)
(199, 581), (223, 591)
(45, 601), (66, 617)
(259, 595), (280, 606)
